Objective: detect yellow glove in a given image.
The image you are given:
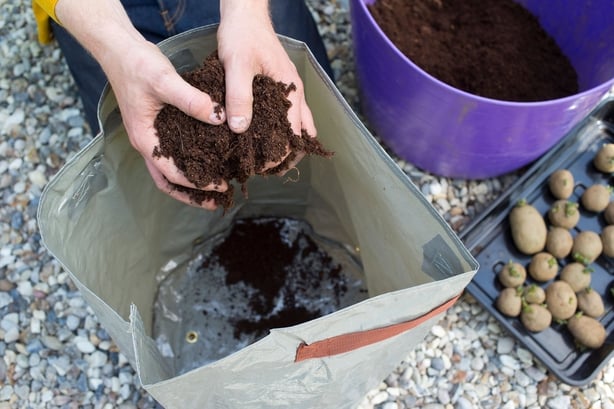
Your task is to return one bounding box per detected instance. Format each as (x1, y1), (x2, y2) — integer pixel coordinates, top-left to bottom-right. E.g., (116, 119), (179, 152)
(32, 0), (60, 44)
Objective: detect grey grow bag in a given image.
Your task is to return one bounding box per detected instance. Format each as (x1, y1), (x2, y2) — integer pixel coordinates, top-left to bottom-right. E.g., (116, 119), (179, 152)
(38, 25), (478, 409)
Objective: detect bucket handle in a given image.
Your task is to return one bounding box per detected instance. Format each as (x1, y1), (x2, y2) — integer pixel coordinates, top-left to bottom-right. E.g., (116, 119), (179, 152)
(294, 293), (461, 362)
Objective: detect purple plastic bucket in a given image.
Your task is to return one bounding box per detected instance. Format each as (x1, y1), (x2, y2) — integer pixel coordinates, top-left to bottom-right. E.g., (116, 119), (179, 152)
(350, 0), (614, 179)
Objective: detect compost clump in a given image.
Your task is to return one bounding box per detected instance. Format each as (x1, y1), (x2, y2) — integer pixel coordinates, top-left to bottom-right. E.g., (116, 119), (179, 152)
(153, 51), (333, 209)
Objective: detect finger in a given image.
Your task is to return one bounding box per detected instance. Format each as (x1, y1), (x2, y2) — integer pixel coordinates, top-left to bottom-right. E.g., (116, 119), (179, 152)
(168, 190), (219, 210)
(145, 158), (228, 192)
(144, 160), (219, 210)
(223, 58), (254, 133)
(261, 145), (291, 172)
(278, 151), (306, 177)
(161, 73), (225, 125)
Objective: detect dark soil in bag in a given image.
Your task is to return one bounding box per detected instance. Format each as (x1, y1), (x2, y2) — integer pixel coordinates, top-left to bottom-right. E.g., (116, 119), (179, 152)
(153, 217), (367, 372)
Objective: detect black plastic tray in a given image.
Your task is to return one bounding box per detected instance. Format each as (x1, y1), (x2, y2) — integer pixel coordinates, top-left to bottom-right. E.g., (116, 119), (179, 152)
(460, 95), (614, 386)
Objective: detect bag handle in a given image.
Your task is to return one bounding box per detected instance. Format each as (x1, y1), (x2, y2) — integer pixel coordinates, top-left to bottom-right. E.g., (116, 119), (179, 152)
(294, 293), (461, 362)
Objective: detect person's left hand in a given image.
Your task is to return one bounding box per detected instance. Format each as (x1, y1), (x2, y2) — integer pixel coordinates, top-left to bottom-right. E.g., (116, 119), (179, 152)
(217, 0), (317, 173)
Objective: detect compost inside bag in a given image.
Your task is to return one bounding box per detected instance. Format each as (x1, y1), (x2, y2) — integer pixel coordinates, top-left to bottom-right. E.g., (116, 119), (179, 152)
(38, 25), (478, 409)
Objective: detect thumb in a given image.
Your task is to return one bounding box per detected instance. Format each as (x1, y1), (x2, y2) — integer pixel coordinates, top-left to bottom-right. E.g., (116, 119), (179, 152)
(223, 62), (254, 133)
(162, 73), (225, 124)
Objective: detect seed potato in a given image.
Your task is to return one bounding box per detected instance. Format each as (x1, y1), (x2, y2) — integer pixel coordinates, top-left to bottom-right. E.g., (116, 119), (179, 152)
(523, 284), (546, 304)
(572, 230), (603, 265)
(593, 143), (614, 173)
(496, 287), (523, 317)
(548, 169), (574, 199)
(498, 260), (526, 288)
(604, 201), (614, 224)
(546, 280), (578, 321)
(601, 225), (614, 257)
(545, 227), (573, 259)
(560, 262), (592, 292)
(567, 314), (607, 349)
(548, 200), (580, 229)
(576, 287), (605, 318)
(528, 252), (558, 282)
(520, 303), (552, 332)
(509, 200), (547, 255)
(581, 184), (611, 212)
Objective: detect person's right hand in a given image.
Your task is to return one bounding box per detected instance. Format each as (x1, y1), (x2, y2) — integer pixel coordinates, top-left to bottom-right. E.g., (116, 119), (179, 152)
(102, 40), (231, 209)
(56, 0), (228, 210)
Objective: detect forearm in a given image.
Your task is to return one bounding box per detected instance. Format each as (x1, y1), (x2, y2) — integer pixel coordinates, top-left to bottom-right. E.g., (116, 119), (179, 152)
(55, 0), (148, 68)
(220, 0), (271, 23)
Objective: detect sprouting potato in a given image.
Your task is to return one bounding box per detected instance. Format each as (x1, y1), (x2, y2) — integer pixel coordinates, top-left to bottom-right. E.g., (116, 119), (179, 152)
(523, 284), (546, 304)
(581, 184), (612, 212)
(496, 287), (523, 317)
(572, 230), (603, 265)
(520, 303), (552, 332)
(509, 199), (547, 255)
(548, 169), (575, 199)
(498, 260), (526, 288)
(546, 280), (577, 321)
(548, 200), (580, 229)
(567, 314), (607, 349)
(545, 226), (573, 259)
(528, 252), (559, 282)
(593, 143), (614, 173)
(576, 287), (605, 318)
(560, 262), (592, 292)
(604, 201), (614, 225)
(601, 225), (614, 257)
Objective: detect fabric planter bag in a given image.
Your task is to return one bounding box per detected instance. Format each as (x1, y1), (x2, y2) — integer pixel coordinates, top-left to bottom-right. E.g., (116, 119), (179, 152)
(37, 25), (478, 409)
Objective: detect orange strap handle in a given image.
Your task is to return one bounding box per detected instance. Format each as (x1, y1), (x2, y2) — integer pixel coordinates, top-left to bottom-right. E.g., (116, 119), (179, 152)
(294, 293), (461, 362)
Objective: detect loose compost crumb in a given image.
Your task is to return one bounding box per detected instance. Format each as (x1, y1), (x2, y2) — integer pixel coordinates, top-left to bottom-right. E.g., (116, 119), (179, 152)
(368, 0), (578, 101)
(153, 217), (367, 372)
(153, 52), (333, 209)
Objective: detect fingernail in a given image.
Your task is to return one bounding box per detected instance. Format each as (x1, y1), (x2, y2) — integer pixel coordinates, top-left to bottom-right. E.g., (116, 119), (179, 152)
(229, 116), (248, 132)
(209, 105), (224, 123)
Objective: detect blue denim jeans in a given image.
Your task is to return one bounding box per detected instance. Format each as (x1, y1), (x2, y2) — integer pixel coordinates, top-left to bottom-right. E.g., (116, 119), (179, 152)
(51, 0), (331, 134)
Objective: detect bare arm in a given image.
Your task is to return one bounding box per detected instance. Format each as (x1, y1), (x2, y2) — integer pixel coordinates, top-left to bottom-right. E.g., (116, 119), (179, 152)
(54, 0), (316, 207)
(55, 0), (226, 209)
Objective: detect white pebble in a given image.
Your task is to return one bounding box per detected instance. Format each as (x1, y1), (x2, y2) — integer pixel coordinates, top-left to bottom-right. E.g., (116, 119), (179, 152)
(120, 384), (132, 400)
(88, 351), (108, 368)
(2, 110), (25, 134)
(496, 337), (515, 354)
(0, 293), (12, 309)
(431, 325), (447, 338)
(547, 395), (571, 409)
(1, 313), (19, 331)
(118, 371), (133, 385)
(8, 158), (22, 170)
(13, 181), (26, 194)
(111, 377), (121, 393)
(3, 327), (20, 343)
(73, 336), (95, 354)
(30, 317), (41, 334)
(499, 355), (520, 370)
(27, 170), (47, 188)
(89, 378), (103, 390)
(470, 357), (484, 371)
(525, 366), (547, 382)
(65, 315), (80, 331)
(371, 391), (389, 405)
(17, 281), (32, 297)
(516, 347), (533, 365)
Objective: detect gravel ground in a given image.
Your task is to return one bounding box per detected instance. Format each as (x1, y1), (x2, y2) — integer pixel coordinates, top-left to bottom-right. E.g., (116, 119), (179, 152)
(1, 0), (614, 408)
